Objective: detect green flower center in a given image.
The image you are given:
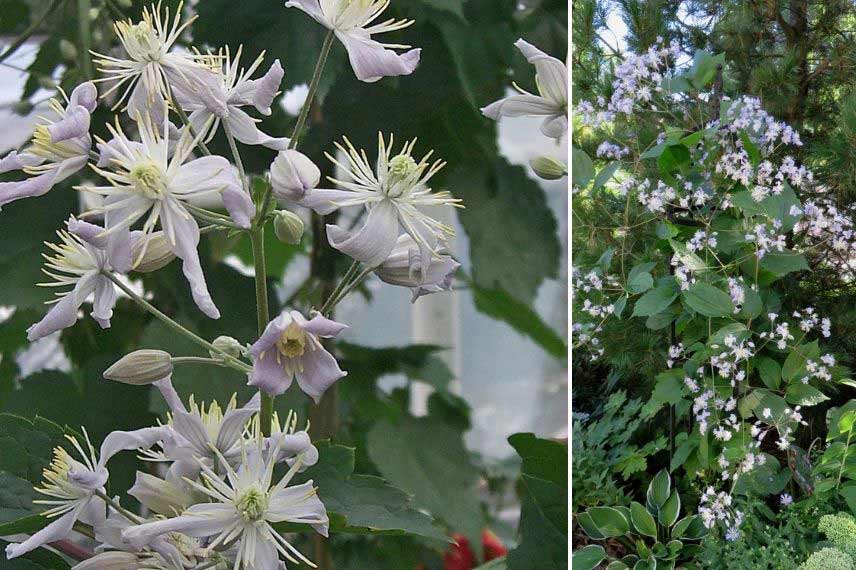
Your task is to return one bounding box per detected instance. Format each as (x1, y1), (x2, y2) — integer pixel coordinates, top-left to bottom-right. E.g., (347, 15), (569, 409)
(129, 162), (167, 199)
(235, 485), (268, 522)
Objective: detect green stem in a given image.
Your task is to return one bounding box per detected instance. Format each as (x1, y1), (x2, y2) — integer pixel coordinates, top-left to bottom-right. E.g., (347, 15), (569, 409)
(94, 490), (144, 524)
(256, 29), (335, 218)
(184, 203), (242, 230)
(0, 0), (65, 66)
(168, 86), (211, 156)
(321, 265), (375, 316)
(224, 122), (249, 191)
(102, 272), (252, 373)
(318, 260), (360, 314)
(77, 0), (93, 79)
(289, 30), (335, 150)
(172, 356), (237, 368)
(250, 229), (273, 435)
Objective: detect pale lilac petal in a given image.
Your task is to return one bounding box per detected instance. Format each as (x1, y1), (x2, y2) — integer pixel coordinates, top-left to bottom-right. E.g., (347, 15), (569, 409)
(215, 406), (257, 452)
(225, 107), (290, 150)
(221, 184), (255, 229)
(337, 30), (420, 83)
(164, 64), (229, 118)
(97, 138), (144, 168)
(268, 481), (329, 535)
(154, 375), (187, 413)
(99, 426), (173, 465)
(0, 170), (57, 207)
(270, 431), (318, 468)
(160, 199), (220, 319)
(68, 218), (108, 248)
(253, 533), (279, 569)
(251, 59), (284, 115)
(91, 276), (116, 327)
(248, 351), (292, 397)
(171, 412), (209, 455)
(302, 313), (347, 337)
(0, 150), (44, 173)
(284, 0), (327, 24)
(171, 155), (237, 196)
(26, 280), (90, 341)
(69, 82), (98, 113)
(5, 507), (80, 559)
(123, 508), (233, 549)
(250, 311), (294, 356)
(515, 38), (567, 105)
(270, 149), (320, 201)
(104, 194), (149, 273)
(297, 188), (357, 215)
(540, 113), (568, 140)
(295, 344), (346, 403)
(481, 93), (558, 120)
(47, 105), (91, 142)
(326, 199), (399, 265)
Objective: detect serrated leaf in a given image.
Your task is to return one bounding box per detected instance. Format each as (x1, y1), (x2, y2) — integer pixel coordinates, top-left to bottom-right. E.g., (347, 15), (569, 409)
(683, 282), (734, 317)
(785, 383), (830, 407)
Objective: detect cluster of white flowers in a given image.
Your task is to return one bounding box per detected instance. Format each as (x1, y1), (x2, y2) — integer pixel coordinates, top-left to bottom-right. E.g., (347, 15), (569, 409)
(571, 267), (622, 359)
(745, 222), (787, 258)
(687, 230), (718, 253)
(0, 2), (475, 567)
(720, 96), (803, 151)
(596, 141), (629, 160)
(577, 37), (679, 128)
(727, 277), (746, 313)
(699, 486), (744, 541)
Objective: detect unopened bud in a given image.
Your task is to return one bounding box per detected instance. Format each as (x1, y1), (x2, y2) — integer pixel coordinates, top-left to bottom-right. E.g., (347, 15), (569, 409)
(73, 552), (140, 570)
(530, 156), (567, 180)
(273, 210), (304, 245)
(59, 39), (77, 61)
(211, 335), (243, 359)
(104, 350), (172, 385)
(132, 231), (176, 273)
(37, 76), (56, 90)
(14, 100), (33, 116)
(115, 0), (133, 7)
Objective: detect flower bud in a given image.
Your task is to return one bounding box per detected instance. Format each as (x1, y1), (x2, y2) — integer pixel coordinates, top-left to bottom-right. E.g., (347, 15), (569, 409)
(273, 210), (304, 244)
(211, 335), (244, 359)
(104, 350), (173, 385)
(132, 231), (176, 273)
(529, 156), (567, 180)
(59, 39), (77, 62)
(128, 472), (192, 516)
(270, 149), (319, 201)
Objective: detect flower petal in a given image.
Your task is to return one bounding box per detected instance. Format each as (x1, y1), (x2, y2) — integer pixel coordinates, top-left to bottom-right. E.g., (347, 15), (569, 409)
(215, 406), (257, 453)
(284, 0), (328, 25)
(99, 426), (173, 465)
(5, 508), (80, 559)
(248, 351), (293, 397)
(295, 343), (346, 403)
(68, 218), (108, 249)
(302, 313), (347, 337)
(27, 284), (87, 341)
(47, 105), (91, 143)
(160, 198), (220, 319)
(337, 30), (420, 83)
(252, 59), (284, 115)
(296, 188), (358, 215)
(225, 106), (290, 150)
(515, 38), (567, 106)
(69, 81), (98, 113)
(250, 311), (294, 356)
(540, 113), (568, 140)
(326, 199), (399, 265)
(91, 275), (116, 328)
(0, 170), (58, 208)
(154, 375), (187, 414)
(481, 93), (558, 120)
(0, 150), (44, 173)
(268, 480), (329, 535)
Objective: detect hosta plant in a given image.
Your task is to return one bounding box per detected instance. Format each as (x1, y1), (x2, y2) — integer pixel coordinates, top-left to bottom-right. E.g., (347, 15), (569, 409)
(575, 470), (708, 569)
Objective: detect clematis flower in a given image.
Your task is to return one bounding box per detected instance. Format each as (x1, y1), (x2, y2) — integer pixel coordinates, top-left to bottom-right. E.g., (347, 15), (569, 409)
(92, 2), (225, 117)
(175, 47), (290, 150)
(481, 39), (568, 140)
(27, 220), (116, 341)
(248, 310), (347, 401)
(0, 82), (96, 207)
(82, 109), (253, 318)
(123, 438), (329, 570)
(375, 234), (460, 302)
(285, 0), (421, 82)
(294, 133), (461, 268)
(6, 426), (171, 560)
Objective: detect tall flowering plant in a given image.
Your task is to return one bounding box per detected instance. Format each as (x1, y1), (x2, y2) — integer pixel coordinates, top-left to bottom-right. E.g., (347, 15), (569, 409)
(0, 2), (479, 568)
(573, 44), (856, 544)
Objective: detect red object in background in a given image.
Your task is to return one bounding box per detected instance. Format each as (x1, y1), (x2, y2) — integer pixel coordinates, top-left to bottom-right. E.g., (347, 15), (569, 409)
(444, 530), (508, 570)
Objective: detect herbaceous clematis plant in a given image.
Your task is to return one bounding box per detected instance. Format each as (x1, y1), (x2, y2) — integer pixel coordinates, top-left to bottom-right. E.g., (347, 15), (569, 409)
(3, 1), (468, 568)
(285, 0), (421, 82)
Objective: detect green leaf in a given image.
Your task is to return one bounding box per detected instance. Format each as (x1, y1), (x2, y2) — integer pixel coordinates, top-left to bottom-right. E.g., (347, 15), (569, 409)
(507, 433), (567, 486)
(642, 370), (684, 418)
(782, 341), (820, 382)
(593, 162), (621, 190)
(657, 145), (690, 174)
(757, 357), (782, 390)
(573, 545), (606, 570)
(627, 271), (654, 294)
(453, 159), (561, 302)
(708, 323), (750, 347)
(367, 414), (485, 553)
(689, 50), (725, 88)
(290, 441), (446, 542)
(586, 506), (629, 537)
(739, 132), (760, 167)
(658, 492), (681, 528)
(785, 383), (830, 407)
(682, 282), (734, 317)
(630, 501), (657, 538)
(632, 279), (679, 317)
(572, 147), (594, 187)
(470, 284), (567, 359)
(760, 250), (808, 276)
(647, 470), (671, 512)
